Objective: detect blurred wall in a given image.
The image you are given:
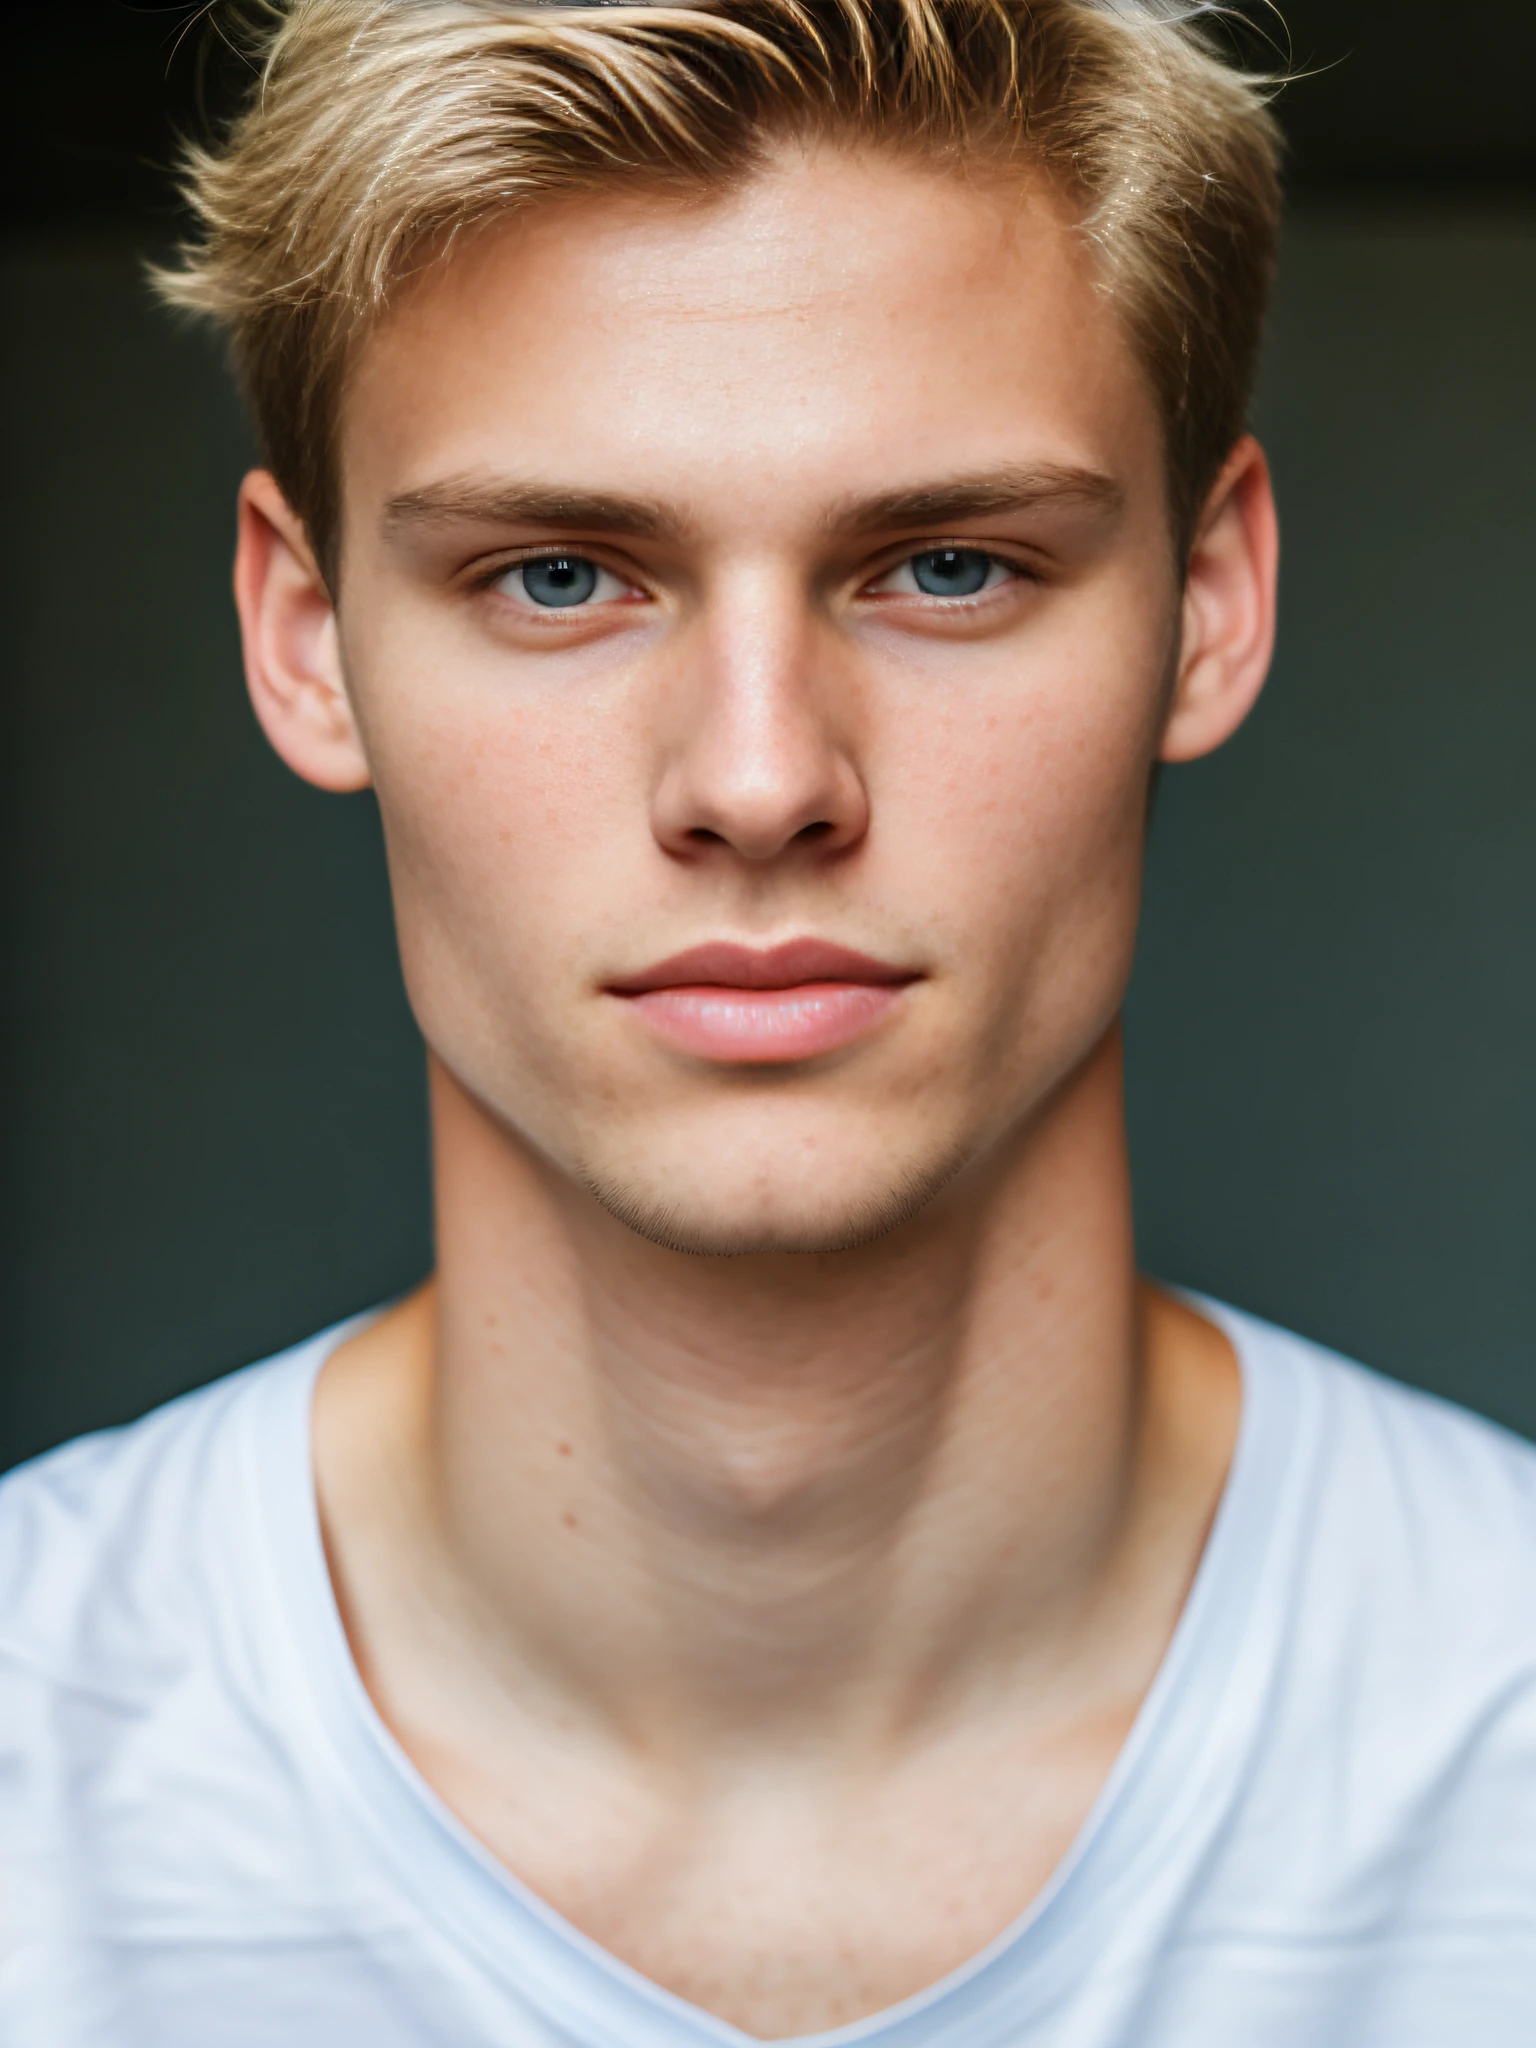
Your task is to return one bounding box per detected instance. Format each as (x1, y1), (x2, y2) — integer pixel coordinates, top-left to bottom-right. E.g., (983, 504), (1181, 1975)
(3, 6), (1534, 1467)
(1129, 204), (1536, 1434)
(0, 240), (432, 1465)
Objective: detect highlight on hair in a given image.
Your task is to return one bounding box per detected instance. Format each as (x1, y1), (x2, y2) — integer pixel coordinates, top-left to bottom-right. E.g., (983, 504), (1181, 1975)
(157, 0), (1285, 586)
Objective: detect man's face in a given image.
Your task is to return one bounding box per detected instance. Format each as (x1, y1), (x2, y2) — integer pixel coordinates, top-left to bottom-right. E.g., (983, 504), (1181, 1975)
(331, 146), (1192, 1253)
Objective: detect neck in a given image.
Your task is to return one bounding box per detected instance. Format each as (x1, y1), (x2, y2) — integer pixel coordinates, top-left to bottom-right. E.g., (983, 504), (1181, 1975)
(317, 1025), (1234, 1763)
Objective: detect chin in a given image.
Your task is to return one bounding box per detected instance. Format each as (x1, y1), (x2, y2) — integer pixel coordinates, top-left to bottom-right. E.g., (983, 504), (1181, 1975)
(575, 1140), (975, 1260)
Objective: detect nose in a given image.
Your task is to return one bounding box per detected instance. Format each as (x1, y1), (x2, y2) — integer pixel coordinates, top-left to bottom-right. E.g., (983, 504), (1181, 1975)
(650, 574), (870, 866)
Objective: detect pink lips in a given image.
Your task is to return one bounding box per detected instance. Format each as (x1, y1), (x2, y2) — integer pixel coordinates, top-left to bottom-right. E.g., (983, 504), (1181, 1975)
(607, 940), (919, 1064)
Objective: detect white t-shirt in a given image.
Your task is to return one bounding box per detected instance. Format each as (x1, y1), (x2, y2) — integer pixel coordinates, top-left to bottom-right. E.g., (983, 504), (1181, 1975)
(3, 1298), (1536, 2046)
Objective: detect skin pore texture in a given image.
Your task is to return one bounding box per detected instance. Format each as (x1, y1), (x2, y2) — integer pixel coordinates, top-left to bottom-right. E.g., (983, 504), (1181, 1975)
(234, 144), (1277, 2036)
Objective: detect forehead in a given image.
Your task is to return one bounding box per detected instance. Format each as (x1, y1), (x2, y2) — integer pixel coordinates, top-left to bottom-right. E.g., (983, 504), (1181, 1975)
(343, 144), (1160, 530)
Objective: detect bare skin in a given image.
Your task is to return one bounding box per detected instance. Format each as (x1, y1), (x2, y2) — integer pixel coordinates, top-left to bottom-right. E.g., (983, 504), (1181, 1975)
(237, 144), (1276, 2035)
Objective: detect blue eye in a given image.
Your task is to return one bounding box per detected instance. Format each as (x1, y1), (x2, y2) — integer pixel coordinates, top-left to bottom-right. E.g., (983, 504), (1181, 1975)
(517, 555), (599, 607)
(488, 553), (640, 616)
(910, 548), (993, 597)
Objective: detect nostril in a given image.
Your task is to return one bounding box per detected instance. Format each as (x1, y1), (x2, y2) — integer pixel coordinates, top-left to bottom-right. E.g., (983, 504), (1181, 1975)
(795, 820), (835, 843)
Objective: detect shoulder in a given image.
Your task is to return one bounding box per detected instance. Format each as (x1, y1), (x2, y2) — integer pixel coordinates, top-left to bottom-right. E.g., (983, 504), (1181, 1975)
(1209, 1297), (1536, 1741)
(1214, 1299), (1536, 1550)
(1185, 1301), (1536, 1930)
(0, 1322), (350, 1694)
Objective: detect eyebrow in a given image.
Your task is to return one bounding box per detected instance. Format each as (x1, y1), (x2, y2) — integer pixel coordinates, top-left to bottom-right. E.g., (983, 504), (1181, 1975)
(829, 464), (1125, 536)
(380, 461), (1124, 548)
(382, 479), (686, 545)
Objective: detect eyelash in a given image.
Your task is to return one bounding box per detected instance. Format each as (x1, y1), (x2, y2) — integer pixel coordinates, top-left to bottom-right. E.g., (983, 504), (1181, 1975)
(481, 553), (635, 611)
(866, 548), (1027, 603)
(474, 545), (1034, 611)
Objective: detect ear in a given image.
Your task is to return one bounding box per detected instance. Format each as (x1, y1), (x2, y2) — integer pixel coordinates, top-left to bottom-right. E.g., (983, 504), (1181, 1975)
(232, 470), (372, 792)
(1158, 435), (1279, 765)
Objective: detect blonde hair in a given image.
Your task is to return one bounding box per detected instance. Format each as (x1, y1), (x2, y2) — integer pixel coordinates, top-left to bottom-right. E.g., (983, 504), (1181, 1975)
(159, 0), (1284, 585)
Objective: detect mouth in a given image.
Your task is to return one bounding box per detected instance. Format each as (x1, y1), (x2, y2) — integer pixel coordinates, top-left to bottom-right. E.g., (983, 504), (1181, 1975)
(606, 939), (921, 1064)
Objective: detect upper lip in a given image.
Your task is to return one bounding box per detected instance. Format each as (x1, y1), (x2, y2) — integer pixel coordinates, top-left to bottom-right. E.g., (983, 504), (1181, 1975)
(607, 939), (920, 995)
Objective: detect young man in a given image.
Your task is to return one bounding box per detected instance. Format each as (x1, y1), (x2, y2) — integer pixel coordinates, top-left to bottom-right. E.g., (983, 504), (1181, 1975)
(4, 2), (1534, 2042)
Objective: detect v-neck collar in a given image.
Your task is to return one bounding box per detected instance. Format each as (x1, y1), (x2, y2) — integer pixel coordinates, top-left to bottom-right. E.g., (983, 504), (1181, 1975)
(237, 1297), (1313, 2048)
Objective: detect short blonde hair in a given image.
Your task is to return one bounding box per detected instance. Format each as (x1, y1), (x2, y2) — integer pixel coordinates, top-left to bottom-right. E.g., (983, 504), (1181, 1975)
(159, 0), (1283, 585)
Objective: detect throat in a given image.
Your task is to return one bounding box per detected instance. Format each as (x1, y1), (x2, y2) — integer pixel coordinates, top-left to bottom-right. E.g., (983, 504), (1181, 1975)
(311, 1277), (1236, 2041)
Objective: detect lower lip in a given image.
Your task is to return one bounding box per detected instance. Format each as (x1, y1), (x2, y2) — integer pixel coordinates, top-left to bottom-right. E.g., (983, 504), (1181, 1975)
(619, 982), (908, 1063)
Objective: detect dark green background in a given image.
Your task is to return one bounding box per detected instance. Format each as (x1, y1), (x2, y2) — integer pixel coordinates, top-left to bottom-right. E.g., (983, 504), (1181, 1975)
(3, 4), (1534, 1468)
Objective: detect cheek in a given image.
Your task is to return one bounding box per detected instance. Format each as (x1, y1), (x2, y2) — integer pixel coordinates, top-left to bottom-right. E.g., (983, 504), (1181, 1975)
(874, 624), (1169, 955)
(885, 689), (1159, 1102)
(361, 667), (646, 1021)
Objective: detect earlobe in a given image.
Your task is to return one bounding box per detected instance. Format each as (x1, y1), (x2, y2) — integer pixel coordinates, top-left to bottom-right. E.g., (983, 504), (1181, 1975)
(1158, 436), (1279, 766)
(233, 471), (372, 793)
